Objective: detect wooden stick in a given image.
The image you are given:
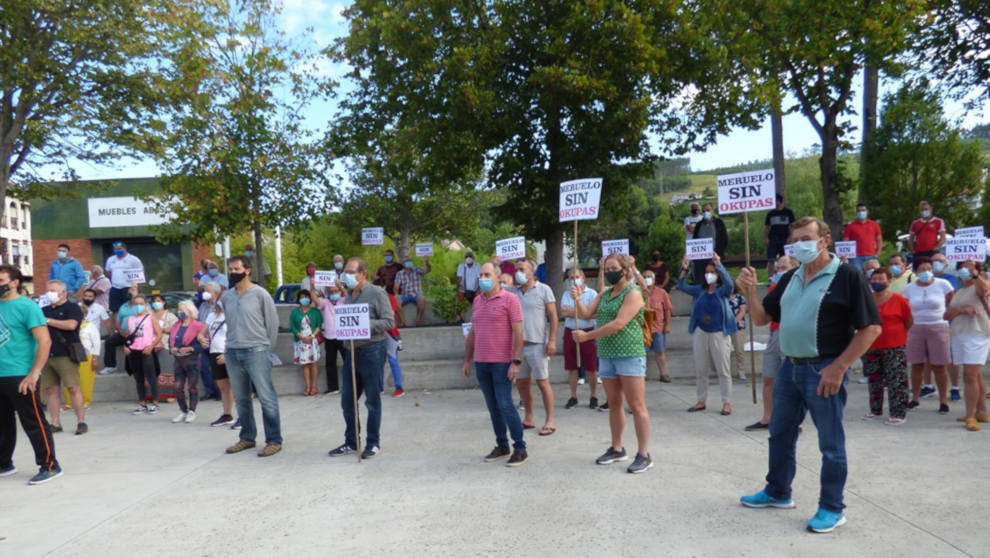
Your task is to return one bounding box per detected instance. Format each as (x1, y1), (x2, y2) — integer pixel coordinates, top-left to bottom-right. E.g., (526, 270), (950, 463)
(574, 220), (581, 369)
(744, 212), (757, 404)
(351, 339), (361, 462)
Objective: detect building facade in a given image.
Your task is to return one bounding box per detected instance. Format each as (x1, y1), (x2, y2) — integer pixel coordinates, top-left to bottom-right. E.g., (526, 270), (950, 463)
(1, 196), (34, 278)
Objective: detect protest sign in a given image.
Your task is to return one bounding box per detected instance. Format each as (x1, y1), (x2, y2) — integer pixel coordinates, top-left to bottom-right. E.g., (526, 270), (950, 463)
(495, 236), (526, 261)
(783, 244), (795, 256)
(558, 177), (603, 222)
(955, 226), (984, 239)
(124, 269), (146, 284)
(415, 243), (434, 257)
(686, 238), (715, 260)
(945, 237), (987, 262)
(335, 304), (371, 340)
(361, 227), (384, 245)
(462, 322), (472, 338)
(314, 270), (338, 287)
(601, 239), (629, 256)
(716, 169), (775, 215)
(835, 241), (857, 259)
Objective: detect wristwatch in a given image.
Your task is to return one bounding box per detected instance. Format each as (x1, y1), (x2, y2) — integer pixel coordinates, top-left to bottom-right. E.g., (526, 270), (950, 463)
(512, 359), (522, 366)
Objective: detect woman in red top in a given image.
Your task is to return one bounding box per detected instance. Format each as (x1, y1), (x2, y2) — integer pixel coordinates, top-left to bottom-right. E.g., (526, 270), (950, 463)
(863, 267), (913, 425)
(373, 279), (404, 398)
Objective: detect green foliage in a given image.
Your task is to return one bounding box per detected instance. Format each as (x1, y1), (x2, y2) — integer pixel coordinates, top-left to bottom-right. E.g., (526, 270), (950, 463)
(643, 211), (686, 270)
(424, 275), (470, 323)
(919, 0), (990, 104)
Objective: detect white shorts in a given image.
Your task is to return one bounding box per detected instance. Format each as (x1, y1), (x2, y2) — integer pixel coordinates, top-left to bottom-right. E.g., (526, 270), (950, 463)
(518, 343), (549, 380)
(950, 333), (990, 365)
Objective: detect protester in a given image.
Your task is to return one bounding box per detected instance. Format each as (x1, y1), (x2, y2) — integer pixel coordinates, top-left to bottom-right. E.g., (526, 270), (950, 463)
(745, 255), (796, 431)
(764, 195), (796, 265)
(677, 253), (737, 415)
(329, 257), (394, 460)
(887, 253), (915, 295)
(507, 260), (557, 436)
(49, 244), (86, 302)
(198, 260), (228, 291)
(461, 262), (528, 467)
(222, 256), (282, 457)
(395, 255), (431, 326)
(560, 268), (600, 408)
(841, 203), (883, 271)
(243, 243), (272, 285)
(200, 285), (235, 427)
(643, 249), (671, 292)
(0, 264), (62, 485)
(192, 258), (210, 291)
(86, 265), (111, 311)
(683, 202), (702, 234)
(945, 261), (990, 431)
(373, 279), (405, 398)
(291, 289), (323, 396)
(196, 287), (221, 401)
(571, 254), (652, 474)
(496, 255), (517, 277)
(635, 268), (672, 383)
(863, 258), (880, 279)
(104, 241), (144, 317)
(903, 258), (954, 414)
(932, 253), (960, 290)
(299, 261), (325, 298)
(729, 286), (749, 381)
(124, 295), (162, 415)
(98, 284), (139, 376)
(168, 301), (205, 423)
(932, 252), (961, 399)
(862, 267), (912, 425)
(738, 217), (881, 533)
(499, 272), (514, 289)
(908, 200), (946, 259)
(73, 288), (108, 408)
(314, 285), (344, 394)
(332, 254), (345, 272)
(150, 294), (179, 402)
(40, 280), (87, 434)
(457, 251), (481, 303)
(691, 202), (729, 281)
(375, 249), (403, 295)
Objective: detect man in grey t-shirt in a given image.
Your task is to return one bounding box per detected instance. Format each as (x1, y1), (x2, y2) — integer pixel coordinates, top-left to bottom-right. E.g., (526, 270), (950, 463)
(507, 260), (558, 436)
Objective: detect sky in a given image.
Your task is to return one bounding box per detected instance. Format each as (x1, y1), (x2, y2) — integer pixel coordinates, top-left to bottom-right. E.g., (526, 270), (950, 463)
(74, 0), (989, 181)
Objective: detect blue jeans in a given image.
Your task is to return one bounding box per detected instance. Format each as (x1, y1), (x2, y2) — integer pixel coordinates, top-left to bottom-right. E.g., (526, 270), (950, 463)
(199, 351), (219, 398)
(382, 353), (403, 389)
(225, 346), (282, 445)
(475, 362), (526, 451)
(341, 340), (385, 448)
(765, 358), (848, 512)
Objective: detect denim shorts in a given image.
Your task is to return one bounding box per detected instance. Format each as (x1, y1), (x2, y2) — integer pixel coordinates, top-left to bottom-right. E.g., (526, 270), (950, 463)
(400, 294), (421, 306)
(648, 332), (666, 353)
(598, 356), (646, 379)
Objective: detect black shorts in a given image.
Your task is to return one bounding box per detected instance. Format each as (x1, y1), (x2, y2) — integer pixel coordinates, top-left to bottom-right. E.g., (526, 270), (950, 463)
(767, 240), (786, 260)
(108, 287), (130, 312)
(210, 353), (228, 380)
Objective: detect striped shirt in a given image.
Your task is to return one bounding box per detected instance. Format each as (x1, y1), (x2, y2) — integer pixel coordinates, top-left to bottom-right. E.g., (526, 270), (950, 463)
(471, 288), (523, 363)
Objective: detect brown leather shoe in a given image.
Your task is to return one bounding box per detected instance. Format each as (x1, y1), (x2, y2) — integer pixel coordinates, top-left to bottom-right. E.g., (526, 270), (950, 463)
(226, 439), (256, 454)
(258, 443), (282, 457)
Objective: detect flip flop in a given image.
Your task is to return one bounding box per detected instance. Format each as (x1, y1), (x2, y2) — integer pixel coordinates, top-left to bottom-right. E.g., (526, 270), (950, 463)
(522, 423), (536, 429)
(538, 426), (556, 436)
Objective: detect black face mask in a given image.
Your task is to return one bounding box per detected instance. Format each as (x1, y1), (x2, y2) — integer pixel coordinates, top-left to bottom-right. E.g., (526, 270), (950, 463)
(691, 208), (699, 215)
(82, 299), (94, 306)
(604, 270), (624, 285)
(651, 254), (661, 262)
(0, 283), (9, 298)
(229, 271), (248, 284)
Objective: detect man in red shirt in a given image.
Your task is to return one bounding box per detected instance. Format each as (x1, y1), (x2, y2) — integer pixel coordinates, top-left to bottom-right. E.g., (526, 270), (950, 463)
(908, 200), (946, 258)
(842, 203), (883, 271)
(462, 262), (528, 467)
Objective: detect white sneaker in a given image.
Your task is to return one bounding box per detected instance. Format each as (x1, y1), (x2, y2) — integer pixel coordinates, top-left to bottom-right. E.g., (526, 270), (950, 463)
(857, 376), (869, 384)
(132, 405), (146, 415)
(171, 412), (187, 423)
(146, 404), (159, 415)
(577, 378), (586, 385)
(184, 411), (197, 423)
(98, 367), (116, 375)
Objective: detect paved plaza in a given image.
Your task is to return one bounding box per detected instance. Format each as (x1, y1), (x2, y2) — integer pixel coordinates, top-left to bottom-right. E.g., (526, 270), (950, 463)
(2, 376), (989, 557)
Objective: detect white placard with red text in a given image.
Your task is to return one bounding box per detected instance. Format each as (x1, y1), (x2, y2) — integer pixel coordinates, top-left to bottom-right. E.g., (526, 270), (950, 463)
(314, 270), (338, 288)
(944, 237), (987, 262)
(686, 238), (715, 261)
(334, 304), (371, 340)
(559, 178), (603, 222)
(124, 269), (146, 284)
(601, 239), (629, 256)
(716, 169), (775, 215)
(415, 243), (434, 257)
(835, 241), (857, 259)
(361, 227), (384, 245)
(496, 236), (526, 261)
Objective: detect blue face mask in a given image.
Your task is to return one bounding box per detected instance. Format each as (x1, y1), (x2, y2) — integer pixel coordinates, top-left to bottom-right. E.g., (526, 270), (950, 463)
(404, 261), (413, 269)
(151, 301), (164, 311)
(343, 273), (359, 289)
(134, 304), (146, 314)
(208, 268), (219, 277)
(856, 211), (868, 220)
(890, 265), (903, 276)
(793, 240), (821, 264)
(334, 262), (343, 270)
(177, 311), (187, 321)
(329, 293), (340, 302)
(917, 271), (934, 283)
(114, 249), (125, 257)
(57, 250), (68, 260)
(244, 250), (254, 258)
(957, 268), (973, 281)
(299, 297), (310, 306)
(384, 256), (393, 263)
(870, 282), (888, 292)
(866, 269), (875, 278)
(478, 278), (495, 292)
(702, 211), (712, 220)
(933, 261), (945, 274)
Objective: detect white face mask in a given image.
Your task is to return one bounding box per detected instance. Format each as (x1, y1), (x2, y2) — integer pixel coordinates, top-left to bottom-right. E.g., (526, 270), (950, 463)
(46, 291), (61, 303)
(202, 291), (212, 301)
(515, 271), (527, 285)
(572, 277), (583, 288)
(645, 277), (654, 286)
(705, 273), (718, 285)
(793, 240), (822, 264)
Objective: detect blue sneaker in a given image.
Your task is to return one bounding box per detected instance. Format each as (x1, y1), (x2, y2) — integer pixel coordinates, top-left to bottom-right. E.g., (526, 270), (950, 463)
(950, 388), (961, 402)
(920, 385), (936, 399)
(740, 490), (796, 509)
(807, 508), (846, 533)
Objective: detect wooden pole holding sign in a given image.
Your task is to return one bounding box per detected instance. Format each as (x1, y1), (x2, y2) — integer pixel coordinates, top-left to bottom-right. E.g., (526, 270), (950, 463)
(335, 302), (371, 463)
(574, 219), (581, 368)
(559, 177), (602, 369)
(744, 212), (757, 404)
(350, 339), (361, 462)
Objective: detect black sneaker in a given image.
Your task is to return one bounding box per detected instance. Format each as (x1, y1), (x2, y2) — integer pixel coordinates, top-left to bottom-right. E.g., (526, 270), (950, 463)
(598, 402), (609, 412)
(938, 403), (950, 415)
(28, 465), (63, 485)
(627, 453), (654, 474)
(75, 422), (88, 435)
(0, 463), (16, 477)
(565, 397), (578, 409)
(51, 424), (63, 433)
(589, 397), (599, 410)
(484, 446), (511, 462)
(211, 415), (235, 427)
(506, 450), (528, 467)
(907, 401), (919, 409)
(361, 445), (380, 459)
(328, 443), (357, 457)
(595, 446), (628, 465)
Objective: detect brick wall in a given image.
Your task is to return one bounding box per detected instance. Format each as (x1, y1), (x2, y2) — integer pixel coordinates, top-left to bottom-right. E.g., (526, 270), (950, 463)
(33, 238), (94, 286)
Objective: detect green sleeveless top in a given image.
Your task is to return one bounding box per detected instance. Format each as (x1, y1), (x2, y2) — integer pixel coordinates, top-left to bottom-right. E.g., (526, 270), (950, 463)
(596, 283), (645, 358)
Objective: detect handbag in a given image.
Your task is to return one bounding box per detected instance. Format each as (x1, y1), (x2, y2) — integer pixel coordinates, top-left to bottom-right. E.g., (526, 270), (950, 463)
(53, 328), (88, 364)
(636, 308), (657, 347)
(124, 314), (150, 348)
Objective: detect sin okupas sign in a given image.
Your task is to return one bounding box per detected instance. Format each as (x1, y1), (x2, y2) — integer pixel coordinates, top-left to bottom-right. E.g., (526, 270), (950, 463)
(559, 178), (603, 222)
(716, 169), (775, 215)
(334, 304), (371, 340)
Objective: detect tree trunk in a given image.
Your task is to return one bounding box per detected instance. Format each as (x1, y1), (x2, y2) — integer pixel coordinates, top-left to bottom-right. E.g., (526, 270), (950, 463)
(545, 228), (564, 300)
(860, 62), (879, 204)
(397, 205), (411, 260)
(253, 213), (265, 288)
(819, 130), (844, 241)
(771, 100), (786, 202)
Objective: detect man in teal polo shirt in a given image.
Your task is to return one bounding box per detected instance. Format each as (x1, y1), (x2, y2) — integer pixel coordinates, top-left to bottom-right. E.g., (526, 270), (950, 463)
(0, 264), (63, 485)
(735, 217), (881, 533)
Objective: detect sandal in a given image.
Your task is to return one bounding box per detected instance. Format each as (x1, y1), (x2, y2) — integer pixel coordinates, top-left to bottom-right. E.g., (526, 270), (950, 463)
(687, 404), (706, 413)
(659, 375), (672, 383)
(538, 426), (556, 436)
(522, 423), (536, 429)
(862, 413), (879, 420)
(720, 406), (732, 416)
(965, 418), (980, 432)
(884, 417), (907, 426)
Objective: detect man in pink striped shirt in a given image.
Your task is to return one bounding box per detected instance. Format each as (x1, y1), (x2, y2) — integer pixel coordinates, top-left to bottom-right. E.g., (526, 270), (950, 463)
(462, 262), (527, 467)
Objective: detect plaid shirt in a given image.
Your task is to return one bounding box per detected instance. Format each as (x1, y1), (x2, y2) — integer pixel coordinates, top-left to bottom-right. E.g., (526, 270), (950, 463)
(395, 268), (426, 297)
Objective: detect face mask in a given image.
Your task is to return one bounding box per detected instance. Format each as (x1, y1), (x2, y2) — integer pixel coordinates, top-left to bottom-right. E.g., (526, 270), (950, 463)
(329, 293), (340, 302)
(229, 271), (247, 284)
(691, 208), (699, 215)
(384, 256), (393, 263)
(604, 270), (624, 285)
(478, 278), (495, 292)
(917, 271), (934, 283)
(177, 311), (187, 321)
(83, 299), (94, 306)
(573, 277), (583, 288)
(57, 250), (68, 259)
(705, 272), (718, 285)
(0, 284), (8, 298)
(500, 282), (510, 289)
(151, 301), (164, 311)
(866, 269), (875, 278)
(890, 265), (903, 276)
(652, 254), (661, 262)
(793, 240), (821, 264)
(299, 297), (311, 306)
(856, 211), (867, 220)
(202, 291), (212, 301)
(920, 209), (931, 218)
(46, 291), (60, 303)
(404, 261), (413, 269)
(343, 273), (359, 289)
(134, 304), (146, 314)
(870, 282), (888, 292)
(957, 268), (973, 281)
(334, 261), (343, 270)
(465, 257), (473, 265)
(209, 268), (219, 277)
(114, 249), (125, 257)
(244, 250), (254, 258)
(645, 277), (654, 286)
(770, 272), (782, 283)
(933, 261), (945, 274)
(702, 211), (712, 220)
(307, 268), (316, 276)
(515, 271), (527, 285)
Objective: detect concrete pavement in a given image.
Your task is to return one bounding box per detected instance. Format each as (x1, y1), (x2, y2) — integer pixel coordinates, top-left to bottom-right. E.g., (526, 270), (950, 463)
(2, 374), (988, 557)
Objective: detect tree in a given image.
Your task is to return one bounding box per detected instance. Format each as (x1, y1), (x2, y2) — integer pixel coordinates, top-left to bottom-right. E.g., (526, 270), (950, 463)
(921, 0), (990, 104)
(144, 0), (331, 278)
(862, 82), (983, 239)
(0, 0), (202, 223)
